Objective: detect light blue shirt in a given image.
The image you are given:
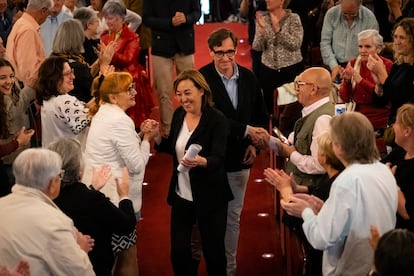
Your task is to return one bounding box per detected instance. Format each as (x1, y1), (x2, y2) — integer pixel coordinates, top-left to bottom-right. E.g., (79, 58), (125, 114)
(320, 5), (378, 70)
(216, 64), (239, 110)
(301, 162), (398, 276)
(40, 8), (73, 56)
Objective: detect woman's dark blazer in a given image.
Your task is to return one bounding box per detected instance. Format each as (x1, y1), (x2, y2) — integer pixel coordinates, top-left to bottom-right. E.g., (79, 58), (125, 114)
(54, 182), (136, 276)
(156, 106), (233, 215)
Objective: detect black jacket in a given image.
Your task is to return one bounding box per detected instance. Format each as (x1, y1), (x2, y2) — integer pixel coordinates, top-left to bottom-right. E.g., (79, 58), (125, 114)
(199, 62), (268, 172)
(143, 0), (201, 57)
(156, 106), (233, 215)
(54, 182), (136, 276)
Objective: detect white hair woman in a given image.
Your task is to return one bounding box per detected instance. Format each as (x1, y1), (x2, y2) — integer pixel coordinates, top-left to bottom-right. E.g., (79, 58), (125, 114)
(339, 29), (393, 153)
(48, 137), (136, 276)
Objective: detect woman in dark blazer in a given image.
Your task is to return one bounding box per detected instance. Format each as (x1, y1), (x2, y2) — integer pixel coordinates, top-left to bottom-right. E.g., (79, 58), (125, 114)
(48, 138), (136, 276)
(155, 70), (233, 276)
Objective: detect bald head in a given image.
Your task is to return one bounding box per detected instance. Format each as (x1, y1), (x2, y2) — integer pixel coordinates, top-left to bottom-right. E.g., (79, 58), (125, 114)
(302, 67), (331, 96)
(295, 67), (332, 106)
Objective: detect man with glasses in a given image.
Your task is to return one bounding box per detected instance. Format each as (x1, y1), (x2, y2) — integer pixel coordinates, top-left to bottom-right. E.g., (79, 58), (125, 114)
(199, 28), (268, 276)
(0, 148), (95, 275)
(320, 0), (378, 82)
(256, 67), (334, 188)
(6, 0), (52, 87)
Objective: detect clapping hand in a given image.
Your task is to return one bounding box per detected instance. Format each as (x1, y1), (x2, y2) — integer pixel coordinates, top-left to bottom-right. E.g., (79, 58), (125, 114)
(15, 126), (34, 147)
(76, 230), (95, 253)
(256, 11), (266, 29)
(115, 167), (130, 199)
(263, 168), (293, 193)
(90, 164), (112, 190)
(0, 260), (30, 276)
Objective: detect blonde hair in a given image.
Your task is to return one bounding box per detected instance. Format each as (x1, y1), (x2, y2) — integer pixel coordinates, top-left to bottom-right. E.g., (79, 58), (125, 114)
(89, 72), (133, 116)
(317, 131), (345, 171)
(396, 103), (414, 129)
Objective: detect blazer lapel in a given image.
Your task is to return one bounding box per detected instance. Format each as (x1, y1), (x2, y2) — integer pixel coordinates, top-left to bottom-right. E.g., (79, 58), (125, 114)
(185, 109), (210, 148)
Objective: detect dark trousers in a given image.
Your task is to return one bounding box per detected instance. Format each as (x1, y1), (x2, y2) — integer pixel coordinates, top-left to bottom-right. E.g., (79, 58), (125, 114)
(170, 195), (227, 276)
(250, 49), (262, 80)
(259, 61), (304, 115)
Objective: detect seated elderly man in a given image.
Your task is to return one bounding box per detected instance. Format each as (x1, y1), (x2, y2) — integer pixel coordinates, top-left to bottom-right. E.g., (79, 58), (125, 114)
(0, 148), (95, 276)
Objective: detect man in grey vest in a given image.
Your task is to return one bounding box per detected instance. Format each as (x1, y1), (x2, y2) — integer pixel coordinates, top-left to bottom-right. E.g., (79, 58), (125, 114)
(255, 67), (334, 189)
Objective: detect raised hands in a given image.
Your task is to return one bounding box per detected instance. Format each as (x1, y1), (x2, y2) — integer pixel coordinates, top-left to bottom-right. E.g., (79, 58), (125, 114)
(342, 62), (362, 84)
(367, 53), (387, 84)
(0, 261), (29, 276)
(255, 11), (266, 29)
(15, 126), (34, 147)
(115, 167), (130, 199)
(90, 164), (112, 191)
(281, 193), (324, 217)
(263, 168), (294, 196)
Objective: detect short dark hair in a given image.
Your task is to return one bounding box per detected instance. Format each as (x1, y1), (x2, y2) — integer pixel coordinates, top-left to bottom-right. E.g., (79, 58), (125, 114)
(207, 28), (238, 50)
(374, 229), (414, 275)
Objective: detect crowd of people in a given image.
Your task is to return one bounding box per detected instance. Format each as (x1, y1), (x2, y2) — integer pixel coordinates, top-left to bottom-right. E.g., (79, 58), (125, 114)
(1, 0), (414, 275)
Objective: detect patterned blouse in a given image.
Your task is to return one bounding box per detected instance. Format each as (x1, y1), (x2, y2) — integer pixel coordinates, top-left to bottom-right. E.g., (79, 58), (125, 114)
(252, 9), (303, 70)
(41, 94), (90, 147)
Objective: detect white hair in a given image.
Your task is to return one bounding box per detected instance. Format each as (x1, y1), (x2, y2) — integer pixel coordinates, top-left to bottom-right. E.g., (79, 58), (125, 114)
(27, 0), (53, 10)
(13, 148), (62, 191)
(358, 29), (384, 50)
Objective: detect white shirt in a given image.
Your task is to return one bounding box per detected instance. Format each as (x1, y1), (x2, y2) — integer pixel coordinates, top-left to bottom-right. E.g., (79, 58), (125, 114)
(301, 162), (398, 275)
(290, 97), (331, 174)
(41, 94), (89, 147)
(175, 120), (193, 201)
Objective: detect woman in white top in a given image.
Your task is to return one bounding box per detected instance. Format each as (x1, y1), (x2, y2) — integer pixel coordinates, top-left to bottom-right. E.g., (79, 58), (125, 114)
(82, 71), (158, 275)
(35, 56), (90, 147)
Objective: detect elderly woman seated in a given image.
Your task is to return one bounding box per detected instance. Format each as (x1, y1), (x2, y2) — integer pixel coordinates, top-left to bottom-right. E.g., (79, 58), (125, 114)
(48, 138), (136, 276)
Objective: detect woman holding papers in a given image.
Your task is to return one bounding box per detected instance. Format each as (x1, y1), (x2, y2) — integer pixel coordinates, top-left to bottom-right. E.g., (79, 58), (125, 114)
(155, 70), (233, 276)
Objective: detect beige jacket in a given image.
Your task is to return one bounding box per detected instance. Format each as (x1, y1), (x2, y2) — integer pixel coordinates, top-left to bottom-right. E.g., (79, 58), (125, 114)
(0, 184), (95, 276)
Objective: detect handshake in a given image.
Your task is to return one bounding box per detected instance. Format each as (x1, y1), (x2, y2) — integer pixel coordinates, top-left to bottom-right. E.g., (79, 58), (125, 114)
(248, 126), (293, 157)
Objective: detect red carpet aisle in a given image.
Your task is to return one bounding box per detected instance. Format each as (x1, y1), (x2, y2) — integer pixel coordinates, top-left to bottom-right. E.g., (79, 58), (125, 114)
(138, 23), (283, 275)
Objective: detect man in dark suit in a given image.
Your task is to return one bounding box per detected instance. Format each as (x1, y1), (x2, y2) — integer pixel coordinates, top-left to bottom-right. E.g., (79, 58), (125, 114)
(143, 0), (201, 137)
(199, 28), (268, 276)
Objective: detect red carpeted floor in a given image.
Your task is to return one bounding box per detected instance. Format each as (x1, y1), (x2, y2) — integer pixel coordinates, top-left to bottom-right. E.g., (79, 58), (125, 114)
(137, 23), (283, 276)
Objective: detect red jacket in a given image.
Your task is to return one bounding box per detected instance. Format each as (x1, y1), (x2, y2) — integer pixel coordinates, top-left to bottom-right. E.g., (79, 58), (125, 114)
(339, 56), (393, 130)
(101, 25), (154, 128)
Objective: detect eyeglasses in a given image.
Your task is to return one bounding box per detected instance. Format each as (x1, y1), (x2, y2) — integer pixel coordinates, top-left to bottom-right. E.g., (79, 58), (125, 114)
(58, 169), (65, 179)
(212, 49), (236, 58)
(127, 82), (136, 95)
(294, 80), (314, 90)
(62, 68), (75, 77)
(342, 12), (357, 18)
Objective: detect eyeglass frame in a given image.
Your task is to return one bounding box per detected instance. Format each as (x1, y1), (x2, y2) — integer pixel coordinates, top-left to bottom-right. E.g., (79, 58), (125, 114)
(294, 80), (315, 90)
(58, 169), (65, 179)
(342, 11), (358, 18)
(212, 49), (237, 58)
(62, 68), (75, 77)
(127, 82), (136, 95)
